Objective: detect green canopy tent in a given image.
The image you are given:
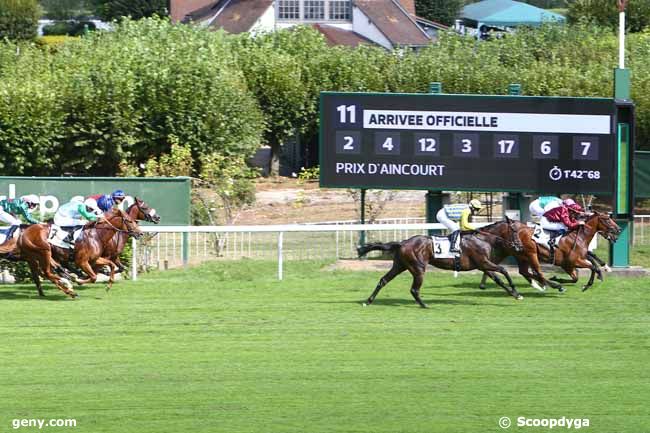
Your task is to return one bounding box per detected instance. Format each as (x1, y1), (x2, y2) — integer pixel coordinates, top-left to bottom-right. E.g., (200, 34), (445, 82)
(461, 0), (565, 31)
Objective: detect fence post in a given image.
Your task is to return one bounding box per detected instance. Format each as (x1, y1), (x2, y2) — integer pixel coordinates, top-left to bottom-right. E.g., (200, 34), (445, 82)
(278, 232), (284, 280)
(131, 237), (138, 281)
(182, 232), (189, 267)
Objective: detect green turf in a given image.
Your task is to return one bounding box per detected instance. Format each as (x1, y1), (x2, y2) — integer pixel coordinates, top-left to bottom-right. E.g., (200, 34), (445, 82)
(0, 260), (648, 433)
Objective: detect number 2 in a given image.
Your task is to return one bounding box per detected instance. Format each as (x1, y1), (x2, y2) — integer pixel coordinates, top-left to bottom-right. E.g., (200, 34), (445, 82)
(343, 136), (354, 150)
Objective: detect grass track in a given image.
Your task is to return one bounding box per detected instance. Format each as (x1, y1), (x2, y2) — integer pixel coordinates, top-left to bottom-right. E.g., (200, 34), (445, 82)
(0, 260), (649, 433)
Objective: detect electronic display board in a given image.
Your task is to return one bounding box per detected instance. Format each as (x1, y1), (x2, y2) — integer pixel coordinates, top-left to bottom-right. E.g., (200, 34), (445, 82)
(319, 92), (618, 194)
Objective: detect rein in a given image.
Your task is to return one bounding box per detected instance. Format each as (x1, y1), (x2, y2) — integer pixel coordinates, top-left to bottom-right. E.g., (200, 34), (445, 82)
(95, 215), (132, 235)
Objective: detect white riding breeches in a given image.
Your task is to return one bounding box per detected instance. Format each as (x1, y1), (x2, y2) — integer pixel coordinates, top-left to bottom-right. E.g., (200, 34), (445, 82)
(0, 210), (20, 225)
(529, 199), (545, 217)
(436, 209), (459, 232)
(54, 215), (85, 227)
(540, 216), (566, 232)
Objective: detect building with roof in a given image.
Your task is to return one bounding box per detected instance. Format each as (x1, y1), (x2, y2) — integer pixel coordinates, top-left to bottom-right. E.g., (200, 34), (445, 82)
(171, 0), (448, 49)
(459, 0), (565, 37)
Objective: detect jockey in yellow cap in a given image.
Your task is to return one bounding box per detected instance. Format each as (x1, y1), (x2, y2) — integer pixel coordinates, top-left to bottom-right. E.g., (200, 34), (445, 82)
(436, 199), (482, 253)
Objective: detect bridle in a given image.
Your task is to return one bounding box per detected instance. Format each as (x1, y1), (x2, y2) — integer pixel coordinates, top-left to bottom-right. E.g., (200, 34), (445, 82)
(132, 199), (159, 223)
(478, 220), (523, 253)
(96, 214), (142, 239)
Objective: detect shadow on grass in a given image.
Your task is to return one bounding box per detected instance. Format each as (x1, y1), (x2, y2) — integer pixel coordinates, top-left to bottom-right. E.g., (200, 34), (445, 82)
(320, 297), (512, 307)
(0, 284), (72, 301)
(443, 289), (563, 299)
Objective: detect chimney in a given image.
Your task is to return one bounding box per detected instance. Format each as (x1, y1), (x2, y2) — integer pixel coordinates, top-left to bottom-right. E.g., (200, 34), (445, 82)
(170, 0), (216, 22)
(398, 0), (415, 16)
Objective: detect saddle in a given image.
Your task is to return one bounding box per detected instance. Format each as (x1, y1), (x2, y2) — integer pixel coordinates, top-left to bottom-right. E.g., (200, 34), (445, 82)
(431, 235), (460, 259)
(528, 223), (565, 251)
(48, 225), (83, 249)
(0, 225), (21, 245)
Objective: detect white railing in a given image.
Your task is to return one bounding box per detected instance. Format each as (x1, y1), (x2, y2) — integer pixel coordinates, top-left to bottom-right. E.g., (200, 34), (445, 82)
(633, 215), (650, 246)
(131, 222), (490, 281)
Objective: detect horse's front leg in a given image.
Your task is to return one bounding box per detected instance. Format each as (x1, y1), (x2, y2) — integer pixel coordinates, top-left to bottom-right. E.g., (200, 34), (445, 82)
(93, 257), (118, 291)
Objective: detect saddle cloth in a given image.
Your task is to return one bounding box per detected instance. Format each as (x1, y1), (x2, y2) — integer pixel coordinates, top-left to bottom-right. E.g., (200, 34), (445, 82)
(47, 225), (83, 249)
(0, 226), (20, 245)
(431, 235), (460, 259)
(528, 223), (565, 249)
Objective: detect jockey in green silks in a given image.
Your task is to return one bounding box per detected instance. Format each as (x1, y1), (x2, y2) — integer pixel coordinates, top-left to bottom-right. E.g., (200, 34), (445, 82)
(0, 195), (40, 226)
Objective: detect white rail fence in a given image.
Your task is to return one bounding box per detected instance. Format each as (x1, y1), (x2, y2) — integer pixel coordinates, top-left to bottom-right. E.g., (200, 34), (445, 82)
(131, 222), (480, 281)
(130, 215), (650, 281)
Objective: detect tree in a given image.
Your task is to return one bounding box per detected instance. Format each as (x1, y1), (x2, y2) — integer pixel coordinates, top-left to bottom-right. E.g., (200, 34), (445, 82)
(40, 0), (87, 20)
(0, 0), (41, 41)
(567, 0), (650, 32)
(415, 0), (464, 26)
(92, 0), (168, 21)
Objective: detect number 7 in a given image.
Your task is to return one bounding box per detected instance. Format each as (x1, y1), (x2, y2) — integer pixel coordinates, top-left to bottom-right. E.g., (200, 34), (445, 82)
(580, 141), (591, 156)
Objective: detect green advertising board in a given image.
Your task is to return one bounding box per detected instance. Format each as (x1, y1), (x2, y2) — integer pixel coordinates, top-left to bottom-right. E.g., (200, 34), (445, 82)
(0, 177), (191, 226)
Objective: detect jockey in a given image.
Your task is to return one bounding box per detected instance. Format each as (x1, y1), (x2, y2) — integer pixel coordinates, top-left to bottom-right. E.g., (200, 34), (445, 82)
(541, 198), (585, 243)
(529, 195), (562, 219)
(54, 197), (103, 244)
(87, 189), (126, 213)
(0, 195), (40, 226)
(436, 199), (482, 253)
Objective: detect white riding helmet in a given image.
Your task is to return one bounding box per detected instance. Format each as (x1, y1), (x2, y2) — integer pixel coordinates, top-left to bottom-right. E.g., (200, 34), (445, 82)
(469, 199), (483, 210)
(21, 194), (39, 206)
(83, 198), (100, 213)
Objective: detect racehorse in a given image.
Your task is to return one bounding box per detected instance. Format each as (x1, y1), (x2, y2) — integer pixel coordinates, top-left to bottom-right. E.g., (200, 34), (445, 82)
(0, 223), (78, 298)
(63, 209), (143, 289)
(103, 198), (160, 272)
(357, 218), (524, 308)
(50, 198), (157, 280)
(479, 212), (621, 292)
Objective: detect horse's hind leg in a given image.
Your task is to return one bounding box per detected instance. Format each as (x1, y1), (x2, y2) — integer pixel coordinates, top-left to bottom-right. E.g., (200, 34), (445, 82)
(408, 266), (428, 308)
(27, 259), (44, 297)
(479, 260), (522, 300)
(365, 261), (405, 305)
(35, 251), (77, 298)
(479, 273), (489, 290)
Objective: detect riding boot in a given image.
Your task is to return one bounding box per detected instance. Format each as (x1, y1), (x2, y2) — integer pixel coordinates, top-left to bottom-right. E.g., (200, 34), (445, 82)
(449, 230), (460, 253)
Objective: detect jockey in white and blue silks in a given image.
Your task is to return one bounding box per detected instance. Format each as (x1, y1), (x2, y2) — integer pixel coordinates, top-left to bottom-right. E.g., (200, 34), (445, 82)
(529, 196), (562, 219)
(54, 198), (103, 244)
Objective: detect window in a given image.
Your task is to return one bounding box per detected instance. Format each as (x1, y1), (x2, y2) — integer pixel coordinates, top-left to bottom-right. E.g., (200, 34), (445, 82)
(277, 0), (351, 21)
(329, 0), (350, 20)
(278, 0), (300, 19)
(304, 0), (324, 20)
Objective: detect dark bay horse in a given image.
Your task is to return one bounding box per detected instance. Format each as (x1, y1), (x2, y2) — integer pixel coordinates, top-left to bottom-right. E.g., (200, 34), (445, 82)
(479, 212), (621, 292)
(357, 218), (524, 308)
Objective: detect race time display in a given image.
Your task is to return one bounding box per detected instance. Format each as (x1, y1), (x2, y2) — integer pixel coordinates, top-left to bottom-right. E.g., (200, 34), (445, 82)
(319, 92), (619, 194)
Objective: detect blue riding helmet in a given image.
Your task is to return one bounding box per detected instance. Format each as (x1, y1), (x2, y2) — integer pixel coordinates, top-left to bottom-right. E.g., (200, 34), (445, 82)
(111, 189), (126, 200)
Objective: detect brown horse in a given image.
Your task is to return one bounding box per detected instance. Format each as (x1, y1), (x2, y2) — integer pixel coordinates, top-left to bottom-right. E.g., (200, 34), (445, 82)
(104, 198), (160, 272)
(69, 210), (143, 289)
(357, 218), (524, 308)
(479, 212), (621, 292)
(50, 198), (157, 279)
(0, 223), (78, 298)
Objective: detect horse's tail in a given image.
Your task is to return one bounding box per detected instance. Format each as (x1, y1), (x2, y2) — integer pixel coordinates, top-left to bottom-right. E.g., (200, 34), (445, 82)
(357, 241), (401, 258)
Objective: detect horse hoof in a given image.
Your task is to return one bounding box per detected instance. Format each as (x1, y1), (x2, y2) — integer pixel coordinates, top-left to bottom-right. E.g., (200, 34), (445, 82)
(531, 280), (546, 292)
(479, 285), (486, 290)
(362, 303), (367, 307)
(558, 287), (566, 293)
(420, 304), (428, 309)
(516, 295), (524, 301)
(582, 286), (590, 292)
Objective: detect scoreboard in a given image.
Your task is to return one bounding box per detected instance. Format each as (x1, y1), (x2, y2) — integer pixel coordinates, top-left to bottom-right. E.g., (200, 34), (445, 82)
(319, 92), (620, 194)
